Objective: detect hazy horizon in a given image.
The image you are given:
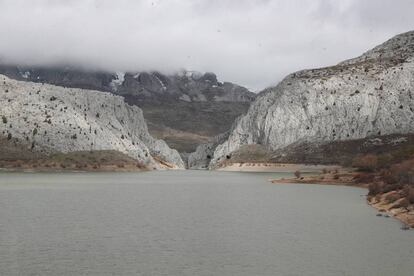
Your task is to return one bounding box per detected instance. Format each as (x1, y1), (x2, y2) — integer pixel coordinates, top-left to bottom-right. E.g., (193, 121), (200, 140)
(1, 0), (414, 91)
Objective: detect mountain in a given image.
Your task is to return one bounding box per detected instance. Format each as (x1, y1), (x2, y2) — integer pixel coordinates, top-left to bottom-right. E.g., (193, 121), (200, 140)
(190, 31), (414, 168)
(0, 74), (184, 169)
(0, 66), (256, 152)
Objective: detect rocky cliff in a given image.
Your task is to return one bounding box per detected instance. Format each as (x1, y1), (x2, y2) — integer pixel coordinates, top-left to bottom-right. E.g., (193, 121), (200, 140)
(187, 132), (229, 169)
(0, 66), (256, 152)
(198, 31), (414, 167)
(0, 74), (185, 169)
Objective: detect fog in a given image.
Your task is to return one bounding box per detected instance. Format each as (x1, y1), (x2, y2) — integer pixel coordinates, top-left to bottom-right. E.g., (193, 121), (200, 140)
(0, 0), (413, 90)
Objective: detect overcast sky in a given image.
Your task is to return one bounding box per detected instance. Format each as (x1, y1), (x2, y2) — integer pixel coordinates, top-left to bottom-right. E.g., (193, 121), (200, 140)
(0, 0), (413, 91)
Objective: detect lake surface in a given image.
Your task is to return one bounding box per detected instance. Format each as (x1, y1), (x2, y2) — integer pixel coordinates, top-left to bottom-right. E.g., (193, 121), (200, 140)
(0, 170), (413, 276)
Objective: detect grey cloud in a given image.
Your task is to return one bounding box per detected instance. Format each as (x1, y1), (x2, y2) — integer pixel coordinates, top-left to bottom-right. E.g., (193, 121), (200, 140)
(0, 0), (413, 91)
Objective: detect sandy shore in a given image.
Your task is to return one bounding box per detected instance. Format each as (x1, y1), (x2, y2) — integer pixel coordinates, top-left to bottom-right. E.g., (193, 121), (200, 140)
(271, 169), (365, 187)
(216, 162), (341, 173)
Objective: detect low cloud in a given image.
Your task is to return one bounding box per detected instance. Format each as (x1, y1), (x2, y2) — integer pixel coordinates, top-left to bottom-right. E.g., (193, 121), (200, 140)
(0, 0), (413, 90)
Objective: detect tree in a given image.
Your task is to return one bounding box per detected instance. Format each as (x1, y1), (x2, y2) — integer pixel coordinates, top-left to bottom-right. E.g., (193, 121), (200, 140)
(294, 170), (301, 179)
(2, 115), (7, 124)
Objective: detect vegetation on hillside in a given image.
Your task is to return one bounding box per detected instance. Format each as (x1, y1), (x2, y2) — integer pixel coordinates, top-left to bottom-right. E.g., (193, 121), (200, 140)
(352, 145), (414, 206)
(0, 137), (148, 171)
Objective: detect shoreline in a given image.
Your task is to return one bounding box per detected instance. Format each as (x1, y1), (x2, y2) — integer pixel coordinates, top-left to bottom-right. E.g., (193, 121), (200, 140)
(216, 162), (341, 173)
(0, 149), (184, 173)
(1, 160), (412, 228)
(271, 169), (414, 229)
(368, 193), (414, 229)
(0, 151), (183, 173)
(0, 164), (150, 173)
(271, 168), (366, 187)
(0, 163), (183, 173)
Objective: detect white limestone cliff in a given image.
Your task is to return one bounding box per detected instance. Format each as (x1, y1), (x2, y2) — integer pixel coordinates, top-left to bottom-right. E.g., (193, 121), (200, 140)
(207, 31), (414, 167)
(0, 75), (185, 169)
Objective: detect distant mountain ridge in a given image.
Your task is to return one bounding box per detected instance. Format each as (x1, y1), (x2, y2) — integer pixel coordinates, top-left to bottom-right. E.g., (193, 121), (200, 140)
(0, 66), (255, 103)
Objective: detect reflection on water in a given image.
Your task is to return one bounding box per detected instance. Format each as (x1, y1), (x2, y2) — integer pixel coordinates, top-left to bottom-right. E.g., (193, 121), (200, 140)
(0, 170), (412, 276)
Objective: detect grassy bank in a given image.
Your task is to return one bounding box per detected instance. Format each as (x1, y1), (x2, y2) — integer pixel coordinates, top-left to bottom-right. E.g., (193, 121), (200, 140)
(0, 150), (149, 172)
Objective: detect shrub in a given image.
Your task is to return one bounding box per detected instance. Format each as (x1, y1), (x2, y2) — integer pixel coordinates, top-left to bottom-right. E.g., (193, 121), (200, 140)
(352, 154), (378, 172)
(378, 154), (393, 168)
(354, 173), (375, 184)
(7, 133), (12, 140)
(382, 184), (400, 193)
(403, 185), (414, 204)
(33, 128), (38, 136)
(368, 182), (384, 196)
(294, 170), (301, 179)
(408, 189), (414, 204)
(382, 159), (414, 185)
(394, 160), (414, 185)
(2, 115), (7, 124)
(380, 169), (397, 184)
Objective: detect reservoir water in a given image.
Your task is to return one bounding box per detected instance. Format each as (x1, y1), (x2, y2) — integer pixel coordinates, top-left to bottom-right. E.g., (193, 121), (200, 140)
(0, 170), (413, 275)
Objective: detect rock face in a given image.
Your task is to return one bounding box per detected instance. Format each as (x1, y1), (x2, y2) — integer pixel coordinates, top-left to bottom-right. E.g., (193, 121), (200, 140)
(117, 71), (256, 103)
(187, 132), (229, 169)
(0, 66), (256, 152)
(0, 66), (115, 92)
(202, 31), (414, 167)
(0, 74), (185, 169)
